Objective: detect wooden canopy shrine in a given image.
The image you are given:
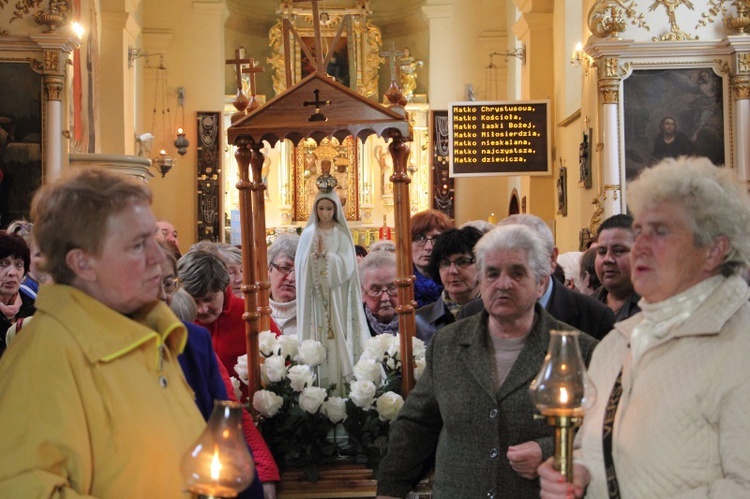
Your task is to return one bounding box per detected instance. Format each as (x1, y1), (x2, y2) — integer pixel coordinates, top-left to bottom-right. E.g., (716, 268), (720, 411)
(226, 70), (418, 402)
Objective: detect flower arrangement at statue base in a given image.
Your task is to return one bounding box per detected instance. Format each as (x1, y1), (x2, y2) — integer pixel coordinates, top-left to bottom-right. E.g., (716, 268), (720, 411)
(236, 332), (346, 483)
(235, 331), (426, 483)
(344, 333), (426, 473)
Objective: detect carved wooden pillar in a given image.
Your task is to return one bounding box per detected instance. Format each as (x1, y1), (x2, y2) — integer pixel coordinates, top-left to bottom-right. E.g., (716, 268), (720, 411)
(250, 141), (272, 333)
(389, 133), (416, 397)
(236, 136), (261, 398)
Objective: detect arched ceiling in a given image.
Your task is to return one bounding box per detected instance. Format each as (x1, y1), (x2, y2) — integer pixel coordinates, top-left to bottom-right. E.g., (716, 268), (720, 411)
(226, 0), (427, 37)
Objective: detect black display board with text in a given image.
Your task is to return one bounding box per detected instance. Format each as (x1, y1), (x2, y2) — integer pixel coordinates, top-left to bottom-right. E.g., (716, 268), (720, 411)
(449, 100), (551, 177)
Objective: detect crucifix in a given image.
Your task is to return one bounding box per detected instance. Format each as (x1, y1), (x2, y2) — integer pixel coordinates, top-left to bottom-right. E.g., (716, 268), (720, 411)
(303, 88), (331, 122)
(225, 48), (254, 93)
(241, 59), (264, 97)
(380, 41), (404, 83)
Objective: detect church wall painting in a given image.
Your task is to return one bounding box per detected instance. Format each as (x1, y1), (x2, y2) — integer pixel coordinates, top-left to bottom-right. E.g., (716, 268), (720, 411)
(622, 67), (725, 184)
(0, 62), (43, 228)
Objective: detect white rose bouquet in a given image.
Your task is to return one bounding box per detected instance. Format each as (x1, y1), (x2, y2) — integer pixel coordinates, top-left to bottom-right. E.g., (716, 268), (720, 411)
(246, 335), (347, 483)
(343, 334), (426, 470)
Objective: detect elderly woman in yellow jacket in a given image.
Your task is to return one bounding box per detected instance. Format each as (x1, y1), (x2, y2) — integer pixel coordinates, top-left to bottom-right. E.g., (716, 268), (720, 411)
(0, 169), (206, 497)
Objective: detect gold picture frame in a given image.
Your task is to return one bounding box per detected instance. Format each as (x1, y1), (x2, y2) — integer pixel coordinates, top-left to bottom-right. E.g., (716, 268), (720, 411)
(267, 8), (382, 98)
(294, 137), (359, 222)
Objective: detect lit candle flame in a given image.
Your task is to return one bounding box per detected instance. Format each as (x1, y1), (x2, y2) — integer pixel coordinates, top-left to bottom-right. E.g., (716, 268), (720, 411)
(559, 387), (569, 404)
(210, 449), (222, 481)
(160, 149), (167, 156)
(177, 127), (184, 134)
(72, 22), (85, 39)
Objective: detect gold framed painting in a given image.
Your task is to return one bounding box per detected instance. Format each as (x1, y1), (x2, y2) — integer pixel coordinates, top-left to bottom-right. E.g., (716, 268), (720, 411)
(267, 7), (382, 98)
(293, 137), (359, 222)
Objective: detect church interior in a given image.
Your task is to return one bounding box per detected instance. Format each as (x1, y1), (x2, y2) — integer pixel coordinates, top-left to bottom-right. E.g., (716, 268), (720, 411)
(0, 0), (748, 251)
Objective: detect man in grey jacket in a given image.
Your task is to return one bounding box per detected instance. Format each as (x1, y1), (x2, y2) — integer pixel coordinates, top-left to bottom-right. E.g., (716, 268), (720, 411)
(377, 224), (598, 499)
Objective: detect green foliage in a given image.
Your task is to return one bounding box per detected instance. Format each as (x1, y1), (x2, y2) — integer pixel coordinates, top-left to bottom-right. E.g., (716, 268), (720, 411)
(256, 378), (342, 482)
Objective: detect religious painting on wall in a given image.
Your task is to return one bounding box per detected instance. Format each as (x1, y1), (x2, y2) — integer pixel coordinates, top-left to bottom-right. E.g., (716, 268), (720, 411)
(293, 137), (358, 222)
(0, 62), (43, 229)
(196, 111), (221, 241)
(622, 67), (726, 182)
(300, 36), (350, 87)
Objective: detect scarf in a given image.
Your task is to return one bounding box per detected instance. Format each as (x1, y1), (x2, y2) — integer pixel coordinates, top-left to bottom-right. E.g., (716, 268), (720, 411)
(270, 298), (297, 334)
(0, 293), (22, 321)
(365, 306), (399, 336)
(630, 275), (722, 368)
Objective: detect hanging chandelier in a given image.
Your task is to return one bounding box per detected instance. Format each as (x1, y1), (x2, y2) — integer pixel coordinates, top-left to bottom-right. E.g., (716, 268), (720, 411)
(147, 56), (189, 177)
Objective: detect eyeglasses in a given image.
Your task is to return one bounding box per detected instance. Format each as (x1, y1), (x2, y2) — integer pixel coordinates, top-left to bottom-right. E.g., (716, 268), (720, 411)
(161, 276), (181, 294)
(413, 234), (438, 247)
(270, 262), (294, 276)
(364, 285), (398, 298)
(438, 256), (476, 270)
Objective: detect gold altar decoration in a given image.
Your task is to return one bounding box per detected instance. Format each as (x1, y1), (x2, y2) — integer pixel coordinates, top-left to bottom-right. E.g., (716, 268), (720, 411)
(267, 0), (383, 99)
(294, 136), (359, 222)
(587, 0), (649, 38)
(722, 0), (750, 33)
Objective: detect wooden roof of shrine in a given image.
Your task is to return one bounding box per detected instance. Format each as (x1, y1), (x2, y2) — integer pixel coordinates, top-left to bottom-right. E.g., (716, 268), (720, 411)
(226, 71), (412, 147)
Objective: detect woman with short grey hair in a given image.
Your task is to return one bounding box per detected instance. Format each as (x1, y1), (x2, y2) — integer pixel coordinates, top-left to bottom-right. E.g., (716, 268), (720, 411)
(540, 156), (750, 498)
(474, 224), (552, 284)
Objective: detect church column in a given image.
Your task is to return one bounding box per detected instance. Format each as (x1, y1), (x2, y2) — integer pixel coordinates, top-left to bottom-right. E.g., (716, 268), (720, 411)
(728, 37), (750, 184)
(513, 6), (555, 221)
(421, 3), (455, 108)
(99, 8), (138, 155)
(588, 39), (631, 217)
(598, 56), (623, 216)
(732, 72), (750, 182)
(30, 34), (78, 181)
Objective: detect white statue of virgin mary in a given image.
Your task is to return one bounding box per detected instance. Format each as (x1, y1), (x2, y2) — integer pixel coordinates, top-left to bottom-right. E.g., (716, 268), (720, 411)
(294, 182), (369, 395)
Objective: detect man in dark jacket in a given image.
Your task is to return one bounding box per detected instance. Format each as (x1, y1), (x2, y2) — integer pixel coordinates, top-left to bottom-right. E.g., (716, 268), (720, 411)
(377, 224), (598, 499)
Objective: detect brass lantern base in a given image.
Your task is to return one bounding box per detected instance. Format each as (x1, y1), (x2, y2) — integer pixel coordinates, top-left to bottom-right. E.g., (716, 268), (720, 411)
(535, 412), (584, 482)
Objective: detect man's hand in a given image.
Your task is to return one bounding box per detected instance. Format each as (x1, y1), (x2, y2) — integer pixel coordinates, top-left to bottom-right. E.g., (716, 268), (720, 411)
(506, 441), (543, 479)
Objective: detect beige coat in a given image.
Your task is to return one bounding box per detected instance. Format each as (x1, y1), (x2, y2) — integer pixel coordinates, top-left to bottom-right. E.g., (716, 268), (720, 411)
(578, 275), (750, 498)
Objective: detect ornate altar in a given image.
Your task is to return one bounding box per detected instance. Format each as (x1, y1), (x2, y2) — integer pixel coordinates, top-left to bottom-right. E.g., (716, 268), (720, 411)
(267, 0), (382, 99)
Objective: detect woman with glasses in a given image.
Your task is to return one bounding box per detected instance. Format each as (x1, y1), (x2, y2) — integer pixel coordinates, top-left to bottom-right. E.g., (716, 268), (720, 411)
(267, 233), (299, 336)
(415, 227), (483, 344)
(295, 188), (369, 396)
(410, 209), (454, 308)
(359, 251), (399, 336)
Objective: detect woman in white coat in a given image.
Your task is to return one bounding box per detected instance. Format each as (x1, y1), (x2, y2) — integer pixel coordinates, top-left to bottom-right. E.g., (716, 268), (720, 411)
(539, 156), (750, 498)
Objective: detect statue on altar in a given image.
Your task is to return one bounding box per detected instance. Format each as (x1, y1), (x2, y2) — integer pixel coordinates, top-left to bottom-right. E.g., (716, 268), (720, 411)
(294, 185), (369, 396)
(399, 47), (423, 100)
